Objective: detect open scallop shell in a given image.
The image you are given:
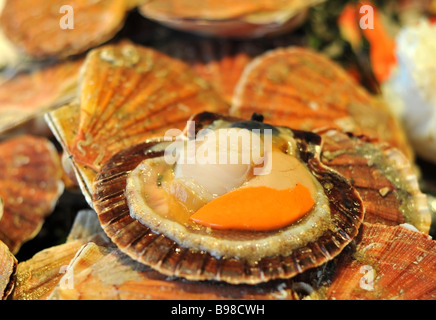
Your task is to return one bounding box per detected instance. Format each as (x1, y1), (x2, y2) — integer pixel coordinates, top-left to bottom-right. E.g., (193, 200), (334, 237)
(0, 239), (16, 300)
(326, 222), (436, 300)
(46, 42), (229, 205)
(93, 112), (364, 285)
(0, 135), (64, 254)
(230, 47), (413, 160)
(139, 0), (324, 38)
(319, 129), (431, 234)
(0, 0), (132, 59)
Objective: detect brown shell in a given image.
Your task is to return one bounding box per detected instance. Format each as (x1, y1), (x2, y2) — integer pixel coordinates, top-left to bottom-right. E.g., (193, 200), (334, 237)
(0, 135), (64, 254)
(0, 58), (83, 133)
(139, 0), (323, 38)
(230, 47), (413, 160)
(93, 112), (364, 285)
(0, 240), (17, 300)
(326, 222), (436, 300)
(319, 129), (431, 234)
(69, 42), (229, 173)
(0, 0), (130, 59)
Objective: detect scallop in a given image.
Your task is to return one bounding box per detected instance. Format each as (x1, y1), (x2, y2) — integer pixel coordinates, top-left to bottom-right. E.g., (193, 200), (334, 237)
(0, 58), (83, 134)
(326, 222), (436, 300)
(319, 128), (431, 234)
(0, 239), (16, 300)
(0, 0), (133, 59)
(230, 46), (413, 160)
(46, 42), (229, 206)
(93, 112), (364, 285)
(138, 0), (324, 38)
(0, 135), (64, 254)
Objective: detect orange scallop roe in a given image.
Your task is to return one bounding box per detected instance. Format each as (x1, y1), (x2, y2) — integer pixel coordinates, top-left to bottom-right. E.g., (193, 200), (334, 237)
(190, 184), (314, 231)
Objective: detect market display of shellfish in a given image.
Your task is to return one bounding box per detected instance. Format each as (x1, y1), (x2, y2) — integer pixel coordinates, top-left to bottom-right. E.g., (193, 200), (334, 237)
(0, 0), (435, 301)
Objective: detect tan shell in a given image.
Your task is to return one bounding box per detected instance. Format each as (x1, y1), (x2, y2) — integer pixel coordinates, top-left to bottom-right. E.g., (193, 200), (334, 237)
(319, 129), (431, 234)
(0, 135), (64, 254)
(230, 47), (413, 160)
(0, 240), (17, 300)
(139, 0), (324, 38)
(326, 223), (436, 300)
(0, 0), (130, 59)
(0, 59), (82, 134)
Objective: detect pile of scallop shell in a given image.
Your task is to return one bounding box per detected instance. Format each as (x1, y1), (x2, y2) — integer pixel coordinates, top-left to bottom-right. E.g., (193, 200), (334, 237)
(0, 0), (435, 300)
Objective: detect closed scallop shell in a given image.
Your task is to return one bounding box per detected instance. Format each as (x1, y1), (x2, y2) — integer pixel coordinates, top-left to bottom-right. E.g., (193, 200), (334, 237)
(70, 42), (229, 173)
(92, 112), (364, 285)
(0, 0), (131, 59)
(0, 58), (83, 134)
(0, 135), (64, 254)
(49, 241), (301, 300)
(0, 239), (16, 300)
(326, 222), (436, 300)
(11, 210), (109, 300)
(319, 129), (431, 234)
(139, 0), (324, 38)
(231, 47), (413, 160)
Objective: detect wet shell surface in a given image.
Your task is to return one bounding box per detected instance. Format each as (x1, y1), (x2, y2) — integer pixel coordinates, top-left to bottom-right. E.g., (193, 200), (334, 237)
(0, 239), (16, 300)
(0, 0), (130, 59)
(0, 135), (64, 254)
(11, 210), (109, 300)
(230, 47), (413, 160)
(69, 42), (229, 173)
(49, 241), (301, 300)
(0, 58), (82, 134)
(139, 0), (324, 38)
(326, 222), (436, 300)
(93, 112), (364, 285)
(319, 129), (431, 234)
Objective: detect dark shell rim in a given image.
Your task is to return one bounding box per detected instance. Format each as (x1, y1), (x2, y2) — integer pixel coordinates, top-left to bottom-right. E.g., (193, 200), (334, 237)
(92, 112), (365, 284)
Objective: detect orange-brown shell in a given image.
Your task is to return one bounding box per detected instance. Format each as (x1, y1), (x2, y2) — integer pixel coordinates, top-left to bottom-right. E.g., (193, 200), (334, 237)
(0, 0), (130, 59)
(0, 240), (16, 300)
(230, 47), (413, 160)
(49, 241), (301, 300)
(0, 58), (83, 133)
(11, 210), (109, 300)
(0, 135), (64, 254)
(319, 129), (431, 234)
(139, 0), (323, 38)
(93, 112), (364, 285)
(326, 223), (436, 300)
(69, 42), (229, 172)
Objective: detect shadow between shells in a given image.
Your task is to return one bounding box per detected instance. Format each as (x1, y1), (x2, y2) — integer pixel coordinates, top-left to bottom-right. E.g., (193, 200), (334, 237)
(93, 114), (364, 285)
